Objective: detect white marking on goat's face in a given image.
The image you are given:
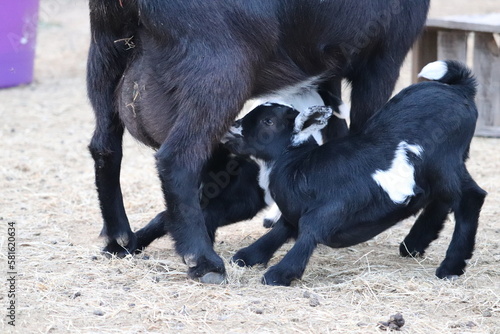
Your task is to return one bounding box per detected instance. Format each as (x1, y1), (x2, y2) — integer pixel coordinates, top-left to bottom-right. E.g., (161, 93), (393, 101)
(291, 106), (333, 146)
(418, 61), (448, 81)
(372, 141), (423, 204)
(251, 157), (274, 205)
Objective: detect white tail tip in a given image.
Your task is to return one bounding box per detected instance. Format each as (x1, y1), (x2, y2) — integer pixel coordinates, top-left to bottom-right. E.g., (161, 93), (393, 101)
(418, 61), (448, 81)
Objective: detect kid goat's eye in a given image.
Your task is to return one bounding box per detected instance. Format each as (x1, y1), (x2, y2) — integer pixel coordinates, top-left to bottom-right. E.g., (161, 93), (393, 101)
(262, 118), (274, 126)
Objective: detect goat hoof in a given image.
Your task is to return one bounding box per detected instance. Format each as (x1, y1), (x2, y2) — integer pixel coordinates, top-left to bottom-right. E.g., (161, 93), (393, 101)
(399, 242), (424, 258)
(102, 233), (138, 258)
(231, 258), (247, 267)
(199, 272), (226, 284)
(436, 261), (465, 279)
(231, 250), (250, 267)
(231, 249), (264, 267)
(186, 254), (226, 283)
(262, 267), (293, 286)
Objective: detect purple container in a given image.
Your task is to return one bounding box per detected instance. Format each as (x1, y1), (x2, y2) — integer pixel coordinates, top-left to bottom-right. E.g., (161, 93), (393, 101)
(0, 0), (39, 88)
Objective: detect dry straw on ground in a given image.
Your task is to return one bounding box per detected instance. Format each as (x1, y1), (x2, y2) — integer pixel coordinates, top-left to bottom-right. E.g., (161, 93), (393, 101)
(1, 1), (499, 333)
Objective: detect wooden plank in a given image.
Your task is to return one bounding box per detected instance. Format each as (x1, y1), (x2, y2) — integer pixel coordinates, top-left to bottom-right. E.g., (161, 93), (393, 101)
(412, 28), (438, 83)
(475, 126), (500, 138)
(437, 31), (468, 62)
(427, 13), (500, 33)
(473, 32), (500, 136)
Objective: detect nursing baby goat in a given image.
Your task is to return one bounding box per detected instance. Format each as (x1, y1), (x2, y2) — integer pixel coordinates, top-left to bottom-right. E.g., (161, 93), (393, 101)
(225, 61), (486, 286)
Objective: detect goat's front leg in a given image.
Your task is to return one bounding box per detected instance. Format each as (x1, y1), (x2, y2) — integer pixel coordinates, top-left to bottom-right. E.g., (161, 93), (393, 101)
(348, 53), (402, 133)
(232, 217), (297, 267)
(262, 229), (317, 286)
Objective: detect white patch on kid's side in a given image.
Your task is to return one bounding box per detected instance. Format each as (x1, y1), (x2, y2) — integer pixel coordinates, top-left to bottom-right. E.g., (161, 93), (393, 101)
(372, 141), (423, 204)
(418, 61), (448, 81)
(292, 106), (333, 146)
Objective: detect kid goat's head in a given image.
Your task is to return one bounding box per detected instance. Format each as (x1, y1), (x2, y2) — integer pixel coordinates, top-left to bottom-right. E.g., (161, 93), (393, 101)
(224, 103), (333, 162)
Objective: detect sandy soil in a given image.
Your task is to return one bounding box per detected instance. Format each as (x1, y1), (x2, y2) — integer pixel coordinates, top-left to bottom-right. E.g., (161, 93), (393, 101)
(1, 1), (499, 333)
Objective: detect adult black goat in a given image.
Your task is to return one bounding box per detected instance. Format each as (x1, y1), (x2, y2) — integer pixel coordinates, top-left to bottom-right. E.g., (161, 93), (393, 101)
(87, 0), (430, 283)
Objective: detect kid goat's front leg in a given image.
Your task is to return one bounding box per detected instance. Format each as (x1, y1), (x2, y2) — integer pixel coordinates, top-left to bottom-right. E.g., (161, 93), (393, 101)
(262, 229), (317, 286)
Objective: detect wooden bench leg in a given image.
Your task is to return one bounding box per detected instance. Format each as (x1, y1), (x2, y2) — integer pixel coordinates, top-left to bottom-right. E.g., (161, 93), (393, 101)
(473, 32), (500, 137)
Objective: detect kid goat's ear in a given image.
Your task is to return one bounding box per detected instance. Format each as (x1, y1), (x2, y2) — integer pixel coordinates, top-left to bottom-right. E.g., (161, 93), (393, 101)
(292, 106), (333, 146)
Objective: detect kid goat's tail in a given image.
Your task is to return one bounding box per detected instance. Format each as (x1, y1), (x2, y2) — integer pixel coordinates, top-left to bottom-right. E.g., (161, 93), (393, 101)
(418, 60), (477, 99)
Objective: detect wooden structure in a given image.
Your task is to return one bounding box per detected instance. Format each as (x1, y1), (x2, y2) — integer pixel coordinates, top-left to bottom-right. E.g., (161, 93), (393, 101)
(412, 13), (500, 137)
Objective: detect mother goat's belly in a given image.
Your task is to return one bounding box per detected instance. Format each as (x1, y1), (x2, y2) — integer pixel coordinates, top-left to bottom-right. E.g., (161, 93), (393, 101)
(116, 65), (173, 149)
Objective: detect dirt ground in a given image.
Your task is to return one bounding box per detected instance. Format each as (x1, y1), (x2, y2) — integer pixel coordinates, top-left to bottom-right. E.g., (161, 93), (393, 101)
(1, 1), (499, 333)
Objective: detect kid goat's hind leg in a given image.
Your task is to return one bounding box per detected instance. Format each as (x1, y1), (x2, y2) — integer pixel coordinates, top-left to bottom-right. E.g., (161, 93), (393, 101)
(436, 174), (486, 279)
(87, 1), (137, 256)
(400, 200), (451, 258)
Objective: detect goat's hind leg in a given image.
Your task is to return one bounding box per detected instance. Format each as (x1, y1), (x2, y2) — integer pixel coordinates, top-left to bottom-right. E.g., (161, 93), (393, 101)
(153, 67), (254, 283)
(134, 148), (266, 252)
(400, 200), (451, 258)
(436, 175), (486, 279)
(87, 1), (137, 257)
(156, 143), (228, 283)
(89, 121), (136, 257)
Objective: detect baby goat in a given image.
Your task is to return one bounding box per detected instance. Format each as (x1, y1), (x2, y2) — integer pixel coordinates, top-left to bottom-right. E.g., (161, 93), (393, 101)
(225, 61), (486, 286)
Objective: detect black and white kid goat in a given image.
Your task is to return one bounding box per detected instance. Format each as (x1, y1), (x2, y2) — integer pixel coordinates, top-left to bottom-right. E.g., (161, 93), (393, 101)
(225, 60), (487, 286)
